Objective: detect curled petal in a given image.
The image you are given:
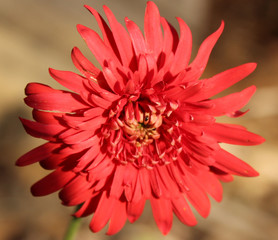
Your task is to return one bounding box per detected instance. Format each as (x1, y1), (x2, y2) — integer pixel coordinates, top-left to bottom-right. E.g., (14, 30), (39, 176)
(186, 21), (224, 81)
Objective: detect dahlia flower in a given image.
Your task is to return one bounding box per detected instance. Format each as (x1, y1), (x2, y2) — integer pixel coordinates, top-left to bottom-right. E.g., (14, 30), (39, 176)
(17, 1), (264, 235)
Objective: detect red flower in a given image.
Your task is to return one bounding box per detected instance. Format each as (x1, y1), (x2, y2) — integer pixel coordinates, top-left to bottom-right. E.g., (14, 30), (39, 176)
(17, 2), (264, 235)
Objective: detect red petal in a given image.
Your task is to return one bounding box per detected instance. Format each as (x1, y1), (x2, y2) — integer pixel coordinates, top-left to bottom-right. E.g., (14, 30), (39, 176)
(84, 5), (121, 61)
(89, 192), (115, 233)
(25, 82), (56, 95)
(197, 171), (223, 202)
(103, 6), (134, 67)
(107, 200), (127, 235)
(25, 89), (88, 112)
(127, 199), (146, 223)
(31, 168), (76, 196)
(150, 197), (173, 235)
(191, 63), (257, 101)
(186, 21), (224, 81)
(163, 83), (202, 102)
(214, 148), (259, 177)
(90, 93), (113, 109)
(74, 144), (101, 171)
(204, 85), (256, 116)
(139, 168), (151, 198)
(74, 194), (101, 218)
(144, 1), (163, 60)
(20, 118), (65, 140)
(161, 17), (179, 56)
(172, 196), (197, 226)
(205, 123), (265, 146)
(32, 109), (63, 124)
(102, 66), (123, 94)
(59, 176), (92, 206)
(126, 18), (147, 57)
(149, 170), (162, 198)
(62, 130), (94, 145)
(77, 24), (120, 67)
(184, 172), (211, 218)
(109, 164), (125, 198)
(71, 47), (101, 78)
(88, 80), (120, 102)
(49, 68), (88, 93)
(16, 142), (58, 166)
(170, 17), (192, 76)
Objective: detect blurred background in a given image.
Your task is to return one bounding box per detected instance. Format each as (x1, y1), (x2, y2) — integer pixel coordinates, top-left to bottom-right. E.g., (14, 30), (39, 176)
(0, 0), (277, 239)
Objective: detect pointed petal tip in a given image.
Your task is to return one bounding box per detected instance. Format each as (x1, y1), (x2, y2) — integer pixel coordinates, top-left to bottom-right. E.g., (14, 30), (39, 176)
(220, 20), (225, 28)
(249, 62), (257, 71)
(15, 157), (25, 167)
(76, 24), (84, 32)
(76, 24), (90, 35)
(147, 1), (157, 7)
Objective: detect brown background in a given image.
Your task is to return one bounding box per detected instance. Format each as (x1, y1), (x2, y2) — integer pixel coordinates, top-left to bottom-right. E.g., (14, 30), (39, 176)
(0, 0), (277, 239)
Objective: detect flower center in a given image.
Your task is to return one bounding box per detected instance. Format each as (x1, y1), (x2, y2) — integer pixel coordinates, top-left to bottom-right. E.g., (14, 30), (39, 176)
(105, 99), (184, 168)
(122, 110), (163, 147)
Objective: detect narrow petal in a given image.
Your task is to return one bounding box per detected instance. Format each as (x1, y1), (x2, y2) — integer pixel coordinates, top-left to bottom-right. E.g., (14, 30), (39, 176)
(196, 171), (223, 202)
(87, 80), (120, 102)
(74, 194), (101, 218)
(184, 173), (211, 218)
(214, 149), (259, 177)
(89, 192), (115, 233)
(59, 175), (92, 206)
(127, 199), (146, 223)
(71, 47), (101, 78)
(150, 197), (173, 235)
(160, 17), (179, 56)
(32, 109), (63, 124)
(172, 196), (197, 226)
(186, 21), (224, 81)
(25, 84), (89, 112)
(205, 123), (265, 146)
(107, 200), (127, 235)
(49, 68), (88, 93)
(16, 142), (58, 166)
(25, 82), (56, 95)
(77, 24), (120, 67)
(125, 18), (147, 57)
(170, 17), (192, 76)
(84, 5), (121, 60)
(109, 164), (125, 198)
(204, 85), (256, 116)
(20, 118), (65, 140)
(103, 5), (134, 67)
(31, 168), (76, 196)
(144, 1), (163, 60)
(163, 83), (202, 102)
(190, 63), (257, 101)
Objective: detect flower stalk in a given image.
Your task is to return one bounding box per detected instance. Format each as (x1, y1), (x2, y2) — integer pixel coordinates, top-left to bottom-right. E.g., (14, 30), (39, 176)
(64, 206), (83, 240)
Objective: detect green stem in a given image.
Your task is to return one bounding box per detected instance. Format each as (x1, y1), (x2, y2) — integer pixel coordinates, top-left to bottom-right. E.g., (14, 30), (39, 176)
(63, 206), (83, 240)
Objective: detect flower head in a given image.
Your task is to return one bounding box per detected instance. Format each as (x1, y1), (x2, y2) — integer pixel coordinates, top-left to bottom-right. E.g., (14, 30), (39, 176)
(17, 2), (264, 235)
